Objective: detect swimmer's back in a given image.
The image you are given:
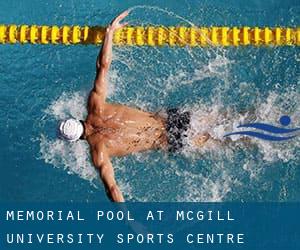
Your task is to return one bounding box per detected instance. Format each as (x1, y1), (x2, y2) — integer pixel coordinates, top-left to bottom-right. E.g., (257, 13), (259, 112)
(86, 102), (168, 156)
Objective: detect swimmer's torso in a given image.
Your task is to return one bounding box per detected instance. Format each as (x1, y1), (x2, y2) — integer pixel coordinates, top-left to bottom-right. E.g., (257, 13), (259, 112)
(85, 92), (167, 156)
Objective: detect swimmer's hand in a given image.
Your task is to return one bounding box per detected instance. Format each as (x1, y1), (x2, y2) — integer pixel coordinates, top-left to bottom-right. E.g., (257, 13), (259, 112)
(107, 10), (129, 33)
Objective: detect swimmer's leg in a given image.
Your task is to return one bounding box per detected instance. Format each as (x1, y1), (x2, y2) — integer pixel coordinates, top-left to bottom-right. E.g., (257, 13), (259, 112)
(192, 133), (254, 148)
(189, 113), (218, 147)
(190, 107), (258, 148)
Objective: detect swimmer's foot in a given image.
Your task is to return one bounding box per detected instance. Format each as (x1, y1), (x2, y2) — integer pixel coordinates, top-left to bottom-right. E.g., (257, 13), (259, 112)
(193, 133), (210, 147)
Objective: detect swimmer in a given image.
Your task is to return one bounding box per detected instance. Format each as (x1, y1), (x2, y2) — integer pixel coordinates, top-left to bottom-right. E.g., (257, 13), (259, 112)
(58, 11), (211, 202)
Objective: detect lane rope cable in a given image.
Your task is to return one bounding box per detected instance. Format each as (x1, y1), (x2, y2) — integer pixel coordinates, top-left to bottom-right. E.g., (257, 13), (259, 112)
(0, 25), (299, 46)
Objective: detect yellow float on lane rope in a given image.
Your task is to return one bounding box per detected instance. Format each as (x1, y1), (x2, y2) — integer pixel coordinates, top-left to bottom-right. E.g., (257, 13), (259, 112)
(0, 24), (299, 46)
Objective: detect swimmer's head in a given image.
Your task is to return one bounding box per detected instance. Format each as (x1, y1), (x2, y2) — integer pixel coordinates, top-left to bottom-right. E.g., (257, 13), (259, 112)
(57, 118), (84, 142)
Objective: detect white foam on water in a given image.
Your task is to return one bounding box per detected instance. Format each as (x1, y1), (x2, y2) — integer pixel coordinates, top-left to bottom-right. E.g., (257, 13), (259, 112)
(39, 63), (300, 202)
(164, 54), (233, 87)
(39, 134), (97, 184)
(175, 165), (234, 202)
(38, 88), (300, 201)
(181, 89), (300, 162)
(39, 92), (98, 185)
(37, 6), (299, 202)
(46, 92), (87, 120)
(38, 67), (121, 184)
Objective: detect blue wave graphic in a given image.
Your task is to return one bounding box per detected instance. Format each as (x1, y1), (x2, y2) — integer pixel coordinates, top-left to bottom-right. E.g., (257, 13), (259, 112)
(237, 123), (300, 134)
(224, 116), (299, 141)
(224, 131), (297, 141)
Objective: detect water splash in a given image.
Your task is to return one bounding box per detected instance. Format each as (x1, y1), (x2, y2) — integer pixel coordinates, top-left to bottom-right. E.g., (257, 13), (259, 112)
(39, 88), (300, 201)
(39, 134), (98, 186)
(38, 92), (98, 186)
(37, 6), (299, 202)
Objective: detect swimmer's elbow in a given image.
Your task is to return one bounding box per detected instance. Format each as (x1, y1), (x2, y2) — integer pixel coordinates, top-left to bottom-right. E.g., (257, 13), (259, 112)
(92, 156), (104, 169)
(96, 57), (110, 72)
(100, 58), (111, 70)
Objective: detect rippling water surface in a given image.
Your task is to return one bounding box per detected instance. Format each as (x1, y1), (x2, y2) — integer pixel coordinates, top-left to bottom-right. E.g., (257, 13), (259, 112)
(0, 0), (299, 202)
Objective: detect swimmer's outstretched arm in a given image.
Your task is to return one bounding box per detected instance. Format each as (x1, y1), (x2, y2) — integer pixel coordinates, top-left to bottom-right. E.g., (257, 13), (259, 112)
(92, 143), (125, 202)
(93, 11), (129, 101)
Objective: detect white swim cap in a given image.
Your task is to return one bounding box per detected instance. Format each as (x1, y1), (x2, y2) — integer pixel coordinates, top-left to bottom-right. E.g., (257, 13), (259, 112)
(58, 118), (84, 142)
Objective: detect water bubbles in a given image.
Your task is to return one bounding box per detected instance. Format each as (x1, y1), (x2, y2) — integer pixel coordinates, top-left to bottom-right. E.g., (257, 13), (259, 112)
(37, 6), (299, 202)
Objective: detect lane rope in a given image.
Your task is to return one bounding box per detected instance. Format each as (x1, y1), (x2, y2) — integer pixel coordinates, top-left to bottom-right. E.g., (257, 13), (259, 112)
(0, 25), (299, 46)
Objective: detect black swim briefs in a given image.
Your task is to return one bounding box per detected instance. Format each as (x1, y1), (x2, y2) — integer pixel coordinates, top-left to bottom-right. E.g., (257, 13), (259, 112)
(166, 108), (191, 153)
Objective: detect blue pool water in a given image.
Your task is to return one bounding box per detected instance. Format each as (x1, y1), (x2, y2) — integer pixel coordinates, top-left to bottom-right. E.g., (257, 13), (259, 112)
(0, 0), (299, 202)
